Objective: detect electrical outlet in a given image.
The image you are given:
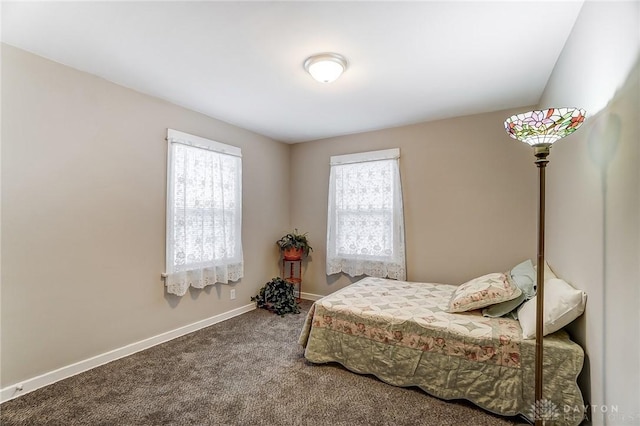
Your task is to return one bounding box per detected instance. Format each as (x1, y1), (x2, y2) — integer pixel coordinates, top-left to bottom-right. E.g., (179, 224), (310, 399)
(230, 289), (236, 300)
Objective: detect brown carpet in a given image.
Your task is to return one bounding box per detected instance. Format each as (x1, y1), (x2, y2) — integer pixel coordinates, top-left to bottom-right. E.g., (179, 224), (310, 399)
(1, 300), (521, 425)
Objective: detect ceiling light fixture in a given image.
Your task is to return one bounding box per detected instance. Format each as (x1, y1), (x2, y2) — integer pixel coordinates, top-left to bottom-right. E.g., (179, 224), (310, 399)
(303, 53), (347, 83)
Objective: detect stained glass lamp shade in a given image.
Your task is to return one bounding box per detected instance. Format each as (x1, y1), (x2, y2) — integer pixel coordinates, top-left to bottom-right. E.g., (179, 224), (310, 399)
(504, 107), (586, 146)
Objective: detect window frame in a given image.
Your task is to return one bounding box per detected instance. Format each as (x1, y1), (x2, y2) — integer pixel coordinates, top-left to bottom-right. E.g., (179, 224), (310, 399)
(165, 129), (243, 276)
(326, 148), (406, 280)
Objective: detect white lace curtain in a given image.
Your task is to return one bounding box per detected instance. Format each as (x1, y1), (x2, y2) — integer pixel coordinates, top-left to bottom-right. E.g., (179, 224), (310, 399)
(165, 129), (243, 296)
(326, 148), (406, 280)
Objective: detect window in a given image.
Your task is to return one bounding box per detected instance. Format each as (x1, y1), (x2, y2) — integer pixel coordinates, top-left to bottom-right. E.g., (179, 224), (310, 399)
(326, 148), (406, 280)
(165, 129), (243, 296)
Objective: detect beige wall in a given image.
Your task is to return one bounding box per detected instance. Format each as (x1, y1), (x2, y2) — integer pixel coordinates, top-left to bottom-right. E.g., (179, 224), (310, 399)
(540, 1), (639, 423)
(290, 109), (538, 296)
(0, 44), (290, 387)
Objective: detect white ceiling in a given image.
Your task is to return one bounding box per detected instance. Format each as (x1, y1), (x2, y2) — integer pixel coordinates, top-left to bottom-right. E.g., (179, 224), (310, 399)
(1, 1), (584, 143)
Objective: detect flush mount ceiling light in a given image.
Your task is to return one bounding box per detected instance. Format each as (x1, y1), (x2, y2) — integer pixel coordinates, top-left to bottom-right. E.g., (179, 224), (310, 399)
(303, 53), (347, 83)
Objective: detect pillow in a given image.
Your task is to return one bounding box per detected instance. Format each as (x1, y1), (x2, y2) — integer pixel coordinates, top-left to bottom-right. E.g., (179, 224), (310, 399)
(535, 261), (558, 283)
(448, 272), (522, 313)
(545, 262), (557, 280)
(483, 259), (535, 318)
(511, 259), (536, 298)
(517, 278), (587, 339)
(482, 292), (525, 318)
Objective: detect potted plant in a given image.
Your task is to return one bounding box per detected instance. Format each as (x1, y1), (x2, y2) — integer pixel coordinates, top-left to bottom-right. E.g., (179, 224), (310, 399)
(276, 229), (313, 260)
(251, 277), (300, 316)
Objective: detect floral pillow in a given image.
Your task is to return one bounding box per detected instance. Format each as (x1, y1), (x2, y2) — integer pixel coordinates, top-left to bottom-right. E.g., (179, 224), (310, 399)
(482, 259), (536, 318)
(448, 272), (522, 313)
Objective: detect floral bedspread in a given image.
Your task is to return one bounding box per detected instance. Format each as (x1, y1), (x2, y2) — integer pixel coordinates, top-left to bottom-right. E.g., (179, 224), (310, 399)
(299, 277), (585, 425)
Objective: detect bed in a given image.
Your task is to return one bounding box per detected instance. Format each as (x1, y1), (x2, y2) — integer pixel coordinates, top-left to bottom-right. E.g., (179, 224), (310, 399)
(299, 276), (585, 425)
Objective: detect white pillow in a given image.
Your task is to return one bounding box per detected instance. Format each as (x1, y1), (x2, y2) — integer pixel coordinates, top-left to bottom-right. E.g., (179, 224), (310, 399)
(543, 261), (557, 281)
(517, 278), (587, 339)
(534, 261), (557, 282)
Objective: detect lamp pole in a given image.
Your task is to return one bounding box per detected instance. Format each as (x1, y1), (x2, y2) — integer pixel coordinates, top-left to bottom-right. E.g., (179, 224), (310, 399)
(533, 144), (550, 426)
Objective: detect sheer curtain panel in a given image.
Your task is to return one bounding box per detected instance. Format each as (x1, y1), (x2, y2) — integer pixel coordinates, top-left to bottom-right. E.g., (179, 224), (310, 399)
(326, 148), (406, 280)
(165, 129), (243, 296)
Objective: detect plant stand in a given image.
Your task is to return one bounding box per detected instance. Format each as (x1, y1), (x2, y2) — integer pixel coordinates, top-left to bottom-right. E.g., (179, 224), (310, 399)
(281, 258), (302, 300)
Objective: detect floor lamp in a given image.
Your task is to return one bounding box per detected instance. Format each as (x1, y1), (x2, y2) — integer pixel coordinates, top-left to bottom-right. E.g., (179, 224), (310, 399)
(504, 108), (586, 425)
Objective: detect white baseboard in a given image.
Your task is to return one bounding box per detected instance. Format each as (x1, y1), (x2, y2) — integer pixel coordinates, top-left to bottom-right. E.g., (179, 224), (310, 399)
(0, 303), (256, 404)
(300, 291), (324, 301)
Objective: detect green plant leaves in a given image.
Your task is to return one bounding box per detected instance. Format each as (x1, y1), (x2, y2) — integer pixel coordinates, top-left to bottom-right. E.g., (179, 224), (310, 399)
(251, 277), (300, 317)
(276, 229), (313, 257)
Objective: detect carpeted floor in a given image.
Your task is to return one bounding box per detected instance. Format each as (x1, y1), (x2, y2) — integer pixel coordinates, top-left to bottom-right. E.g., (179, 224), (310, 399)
(1, 300), (522, 425)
